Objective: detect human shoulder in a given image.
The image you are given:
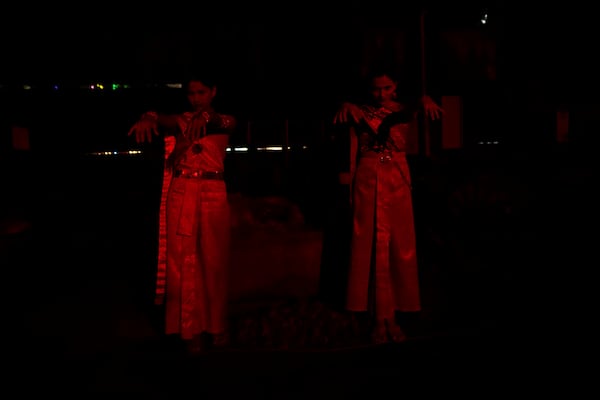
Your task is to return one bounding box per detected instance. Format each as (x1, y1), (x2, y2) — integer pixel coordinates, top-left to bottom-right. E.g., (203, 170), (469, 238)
(218, 112), (236, 124)
(215, 112), (237, 131)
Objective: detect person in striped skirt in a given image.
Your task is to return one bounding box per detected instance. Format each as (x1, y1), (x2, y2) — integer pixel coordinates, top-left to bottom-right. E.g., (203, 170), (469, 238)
(128, 72), (236, 354)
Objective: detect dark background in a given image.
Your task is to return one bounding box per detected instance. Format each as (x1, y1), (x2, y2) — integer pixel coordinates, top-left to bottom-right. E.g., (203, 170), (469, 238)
(3, 1), (597, 116)
(1, 3), (598, 393)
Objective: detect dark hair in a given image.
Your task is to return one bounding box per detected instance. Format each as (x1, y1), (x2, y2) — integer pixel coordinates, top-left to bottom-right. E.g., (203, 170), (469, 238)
(364, 63), (401, 83)
(181, 64), (220, 89)
(183, 75), (217, 90)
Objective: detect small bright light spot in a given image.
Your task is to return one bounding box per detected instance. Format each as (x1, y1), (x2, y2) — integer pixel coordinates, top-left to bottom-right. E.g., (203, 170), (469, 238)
(88, 149), (143, 157)
(23, 85), (32, 90)
(166, 83), (182, 89)
(234, 147), (249, 152)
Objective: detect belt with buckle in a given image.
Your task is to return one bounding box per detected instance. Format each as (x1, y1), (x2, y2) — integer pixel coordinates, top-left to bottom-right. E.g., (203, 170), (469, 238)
(173, 169), (224, 180)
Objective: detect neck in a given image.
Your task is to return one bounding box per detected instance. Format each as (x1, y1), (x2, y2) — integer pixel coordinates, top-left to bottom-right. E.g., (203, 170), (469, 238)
(193, 105), (214, 113)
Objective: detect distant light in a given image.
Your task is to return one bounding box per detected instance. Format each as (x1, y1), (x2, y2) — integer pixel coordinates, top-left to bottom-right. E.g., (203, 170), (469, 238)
(23, 85), (32, 90)
(85, 145), (315, 157)
(166, 83), (182, 89)
(226, 146), (249, 152)
(87, 83), (105, 90)
(87, 149), (143, 156)
(53, 85), (59, 90)
(477, 140), (499, 145)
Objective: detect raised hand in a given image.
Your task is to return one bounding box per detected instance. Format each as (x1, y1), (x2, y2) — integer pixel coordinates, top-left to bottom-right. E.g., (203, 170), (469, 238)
(128, 111), (159, 143)
(333, 102), (365, 125)
(421, 95), (444, 121)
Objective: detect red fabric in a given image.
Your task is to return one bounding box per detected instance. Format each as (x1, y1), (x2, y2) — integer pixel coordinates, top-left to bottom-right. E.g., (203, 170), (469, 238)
(155, 126), (232, 339)
(346, 109), (421, 320)
(164, 177), (230, 338)
(155, 136), (176, 305)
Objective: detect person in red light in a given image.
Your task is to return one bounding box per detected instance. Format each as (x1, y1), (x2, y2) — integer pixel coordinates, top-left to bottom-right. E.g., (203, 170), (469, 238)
(333, 64), (442, 344)
(128, 72), (236, 354)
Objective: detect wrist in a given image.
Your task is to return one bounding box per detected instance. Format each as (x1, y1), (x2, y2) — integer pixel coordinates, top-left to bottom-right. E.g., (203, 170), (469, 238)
(141, 111), (158, 122)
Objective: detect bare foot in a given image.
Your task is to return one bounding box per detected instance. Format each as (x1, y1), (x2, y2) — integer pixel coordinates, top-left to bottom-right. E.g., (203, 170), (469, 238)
(371, 321), (389, 344)
(371, 319), (407, 344)
(386, 320), (407, 343)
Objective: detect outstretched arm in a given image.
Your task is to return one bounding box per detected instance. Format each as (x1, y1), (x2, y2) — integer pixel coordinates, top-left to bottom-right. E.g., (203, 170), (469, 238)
(127, 111), (181, 144)
(333, 102), (365, 125)
(177, 111), (237, 141)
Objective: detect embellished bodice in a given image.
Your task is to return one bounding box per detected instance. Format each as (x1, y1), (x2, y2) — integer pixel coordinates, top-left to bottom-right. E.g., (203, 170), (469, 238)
(166, 111), (236, 172)
(356, 105), (412, 156)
